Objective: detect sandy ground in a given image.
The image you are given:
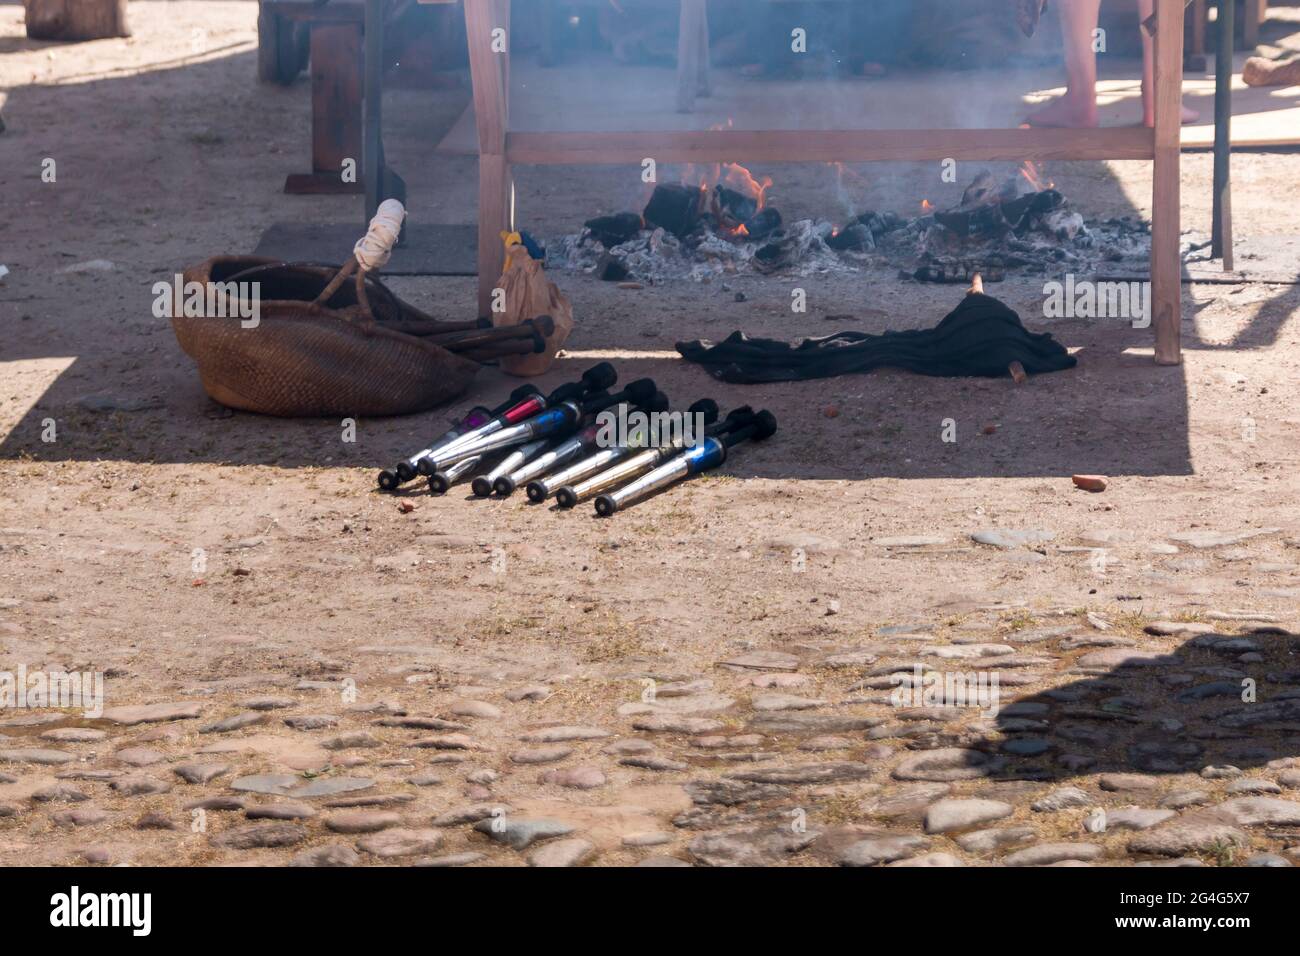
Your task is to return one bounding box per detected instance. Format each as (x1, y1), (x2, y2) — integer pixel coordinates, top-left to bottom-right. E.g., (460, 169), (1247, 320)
(1, 2), (1299, 868)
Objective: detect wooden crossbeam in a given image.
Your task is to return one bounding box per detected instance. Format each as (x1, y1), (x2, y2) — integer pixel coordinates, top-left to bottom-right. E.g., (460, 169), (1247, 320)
(505, 127), (1156, 166)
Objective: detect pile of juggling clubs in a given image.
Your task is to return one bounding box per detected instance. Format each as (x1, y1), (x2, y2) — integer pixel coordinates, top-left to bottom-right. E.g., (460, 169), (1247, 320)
(377, 363), (776, 516)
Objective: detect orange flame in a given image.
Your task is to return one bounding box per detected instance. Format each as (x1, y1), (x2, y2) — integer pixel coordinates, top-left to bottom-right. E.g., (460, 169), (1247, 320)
(1019, 161), (1054, 191)
(920, 199), (934, 213)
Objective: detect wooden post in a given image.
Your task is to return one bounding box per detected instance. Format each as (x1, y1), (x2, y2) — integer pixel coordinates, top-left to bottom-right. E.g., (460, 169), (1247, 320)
(1212, 0), (1234, 270)
(676, 0), (710, 113)
(466, 0), (513, 317)
(284, 20), (364, 194)
(1188, 0), (1206, 68)
(24, 0), (129, 40)
(1152, 0), (1184, 366)
(1242, 0), (1264, 51)
(363, 0), (384, 223)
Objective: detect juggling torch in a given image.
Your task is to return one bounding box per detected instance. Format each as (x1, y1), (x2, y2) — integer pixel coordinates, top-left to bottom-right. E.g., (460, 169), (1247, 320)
(469, 438), (552, 498)
(377, 384), (541, 491)
(423, 378), (658, 472)
(428, 455), (483, 495)
(594, 410), (777, 516)
(495, 391), (671, 497)
(413, 361), (618, 477)
(527, 398), (719, 503)
(554, 405), (753, 509)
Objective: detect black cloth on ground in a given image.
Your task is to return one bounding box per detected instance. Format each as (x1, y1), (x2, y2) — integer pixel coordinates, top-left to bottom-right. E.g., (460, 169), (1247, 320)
(676, 292), (1077, 384)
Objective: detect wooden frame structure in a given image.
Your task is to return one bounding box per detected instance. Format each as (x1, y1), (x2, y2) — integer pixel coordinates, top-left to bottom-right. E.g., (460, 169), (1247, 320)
(463, 0), (1186, 364)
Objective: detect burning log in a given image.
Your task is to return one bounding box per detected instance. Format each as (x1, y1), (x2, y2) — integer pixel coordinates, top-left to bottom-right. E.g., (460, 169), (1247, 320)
(643, 183), (703, 238)
(712, 185), (759, 227)
(584, 212), (643, 248)
(741, 207), (783, 243)
(596, 253), (630, 282)
(827, 223), (874, 252)
(908, 261), (1004, 284)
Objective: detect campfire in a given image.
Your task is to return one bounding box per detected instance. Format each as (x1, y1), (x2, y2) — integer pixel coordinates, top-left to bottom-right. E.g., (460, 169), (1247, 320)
(548, 161), (1151, 284)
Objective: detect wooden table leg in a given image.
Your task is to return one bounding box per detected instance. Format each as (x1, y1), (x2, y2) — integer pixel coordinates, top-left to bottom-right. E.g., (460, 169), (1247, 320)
(676, 0), (708, 113)
(1152, 0), (1184, 366)
(285, 22), (364, 194)
(466, 0), (512, 316)
(1186, 0), (1207, 70)
(1212, 0), (1234, 270)
(1241, 0), (1263, 50)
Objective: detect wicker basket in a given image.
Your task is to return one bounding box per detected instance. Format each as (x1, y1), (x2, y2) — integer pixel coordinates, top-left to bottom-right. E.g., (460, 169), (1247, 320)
(171, 256), (480, 417)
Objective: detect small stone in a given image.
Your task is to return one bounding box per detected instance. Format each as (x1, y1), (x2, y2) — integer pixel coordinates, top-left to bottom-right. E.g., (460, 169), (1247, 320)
(1032, 787), (1092, 812)
(1099, 773), (1160, 792)
(893, 748), (1005, 782)
(970, 529), (1055, 550)
(325, 811), (402, 834)
(283, 715), (339, 731)
(1161, 790), (1210, 809)
(114, 747), (165, 767)
(41, 728), (107, 743)
(102, 702), (204, 725)
(135, 812), (179, 830)
(246, 801), (316, 820)
(1106, 808), (1176, 830)
(924, 798), (1013, 833)
(505, 685), (550, 702)
(1003, 842), (1103, 866)
(199, 712), (265, 734)
(213, 822), (307, 849)
(321, 732), (382, 750)
(51, 807), (108, 827)
(450, 701), (502, 719)
(622, 831), (673, 847)
(838, 834), (930, 867)
(411, 734), (478, 750)
(109, 775), (170, 796)
(473, 817), (574, 850)
(230, 774), (299, 795)
(0, 748), (75, 765)
(519, 726), (611, 743)
(954, 827), (1036, 854)
(290, 845), (361, 867)
(291, 777), (374, 798)
(433, 803), (512, 827)
(242, 696), (295, 711)
(527, 838), (595, 867)
(632, 716), (725, 734)
(173, 762), (230, 784)
(888, 852), (965, 867)
(31, 784), (89, 803)
(1129, 820), (1249, 857)
(1072, 475), (1107, 492)
(510, 746), (572, 765)
(620, 755), (688, 772)
(357, 828), (444, 858)
(415, 852), (486, 867)
(540, 766), (606, 789)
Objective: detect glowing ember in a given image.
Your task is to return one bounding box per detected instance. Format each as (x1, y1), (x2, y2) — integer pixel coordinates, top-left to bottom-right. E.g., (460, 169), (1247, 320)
(1019, 160), (1055, 191)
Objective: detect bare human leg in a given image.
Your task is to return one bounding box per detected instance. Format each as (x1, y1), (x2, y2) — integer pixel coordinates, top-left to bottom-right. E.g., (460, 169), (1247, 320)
(1026, 0), (1103, 127)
